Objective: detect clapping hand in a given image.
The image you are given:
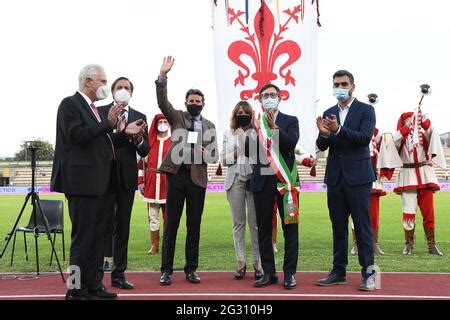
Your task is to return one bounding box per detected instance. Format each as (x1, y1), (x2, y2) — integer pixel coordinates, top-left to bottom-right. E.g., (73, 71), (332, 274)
(252, 111), (261, 130)
(108, 103), (124, 128)
(323, 114), (339, 134)
(132, 131), (144, 145)
(316, 116), (330, 137)
(125, 119), (147, 136)
(266, 109), (277, 129)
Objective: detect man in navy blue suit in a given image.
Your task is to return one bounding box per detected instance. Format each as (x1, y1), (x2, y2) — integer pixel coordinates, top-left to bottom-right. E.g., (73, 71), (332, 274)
(248, 83), (299, 290)
(315, 70), (376, 291)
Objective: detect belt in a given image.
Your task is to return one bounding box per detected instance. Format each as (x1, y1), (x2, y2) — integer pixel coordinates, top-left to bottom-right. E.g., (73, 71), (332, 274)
(145, 168), (159, 172)
(402, 161), (427, 169)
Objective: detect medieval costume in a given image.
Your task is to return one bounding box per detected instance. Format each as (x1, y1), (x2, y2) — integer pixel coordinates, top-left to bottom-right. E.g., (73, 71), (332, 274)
(391, 111), (445, 255)
(138, 114), (171, 254)
(350, 127), (388, 256)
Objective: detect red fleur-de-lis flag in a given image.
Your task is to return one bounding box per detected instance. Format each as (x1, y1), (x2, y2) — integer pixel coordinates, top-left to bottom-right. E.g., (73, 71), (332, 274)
(212, 0), (319, 156)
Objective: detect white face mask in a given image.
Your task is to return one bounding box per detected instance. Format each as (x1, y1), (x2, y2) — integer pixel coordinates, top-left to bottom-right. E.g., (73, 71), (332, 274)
(157, 124), (169, 132)
(114, 88), (131, 105)
(96, 85), (110, 100)
(262, 97), (279, 110)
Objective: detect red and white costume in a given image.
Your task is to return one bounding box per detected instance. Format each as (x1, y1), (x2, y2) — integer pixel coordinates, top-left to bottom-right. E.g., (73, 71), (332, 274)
(368, 128), (387, 232)
(350, 128), (392, 255)
(392, 112), (443, 230)
(138, 114), (171, 233)
(389, 111), (445, 255)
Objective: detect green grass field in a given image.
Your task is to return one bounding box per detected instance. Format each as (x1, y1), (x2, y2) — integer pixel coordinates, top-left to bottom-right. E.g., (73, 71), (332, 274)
(0, 192), (449, 273)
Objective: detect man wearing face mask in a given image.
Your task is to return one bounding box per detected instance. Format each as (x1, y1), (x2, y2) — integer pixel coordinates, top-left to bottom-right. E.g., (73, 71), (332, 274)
(51, 65), (146, 300)
(247, 83), (300, 290)
(98, 77), (149, 290)
(156, 56), (218, 286)
(315, 70), (377, 291)
(137, 114), (172, 255)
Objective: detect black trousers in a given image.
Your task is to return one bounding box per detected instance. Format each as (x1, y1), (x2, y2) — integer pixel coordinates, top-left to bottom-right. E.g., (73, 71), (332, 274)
(66, 161), (117, 296)
(327, 177), (374, 279)
(103, 185), (135, 280)
(66, 193), (110, 293)
(161, 166), (206, 274)
(253, 175), (299, 276)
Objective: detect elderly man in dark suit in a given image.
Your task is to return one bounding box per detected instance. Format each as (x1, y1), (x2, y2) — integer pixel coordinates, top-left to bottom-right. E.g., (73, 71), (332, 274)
(315, 70), (376, 291)
(156, 56), (218, 286)
(51, 64), (146, 300)
(99, 77), (149, 290)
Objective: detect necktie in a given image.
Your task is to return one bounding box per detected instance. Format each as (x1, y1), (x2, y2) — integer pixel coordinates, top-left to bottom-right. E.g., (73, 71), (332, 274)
(90, 103), (101, 122)
(116, 109), (128, 132)
(120, 109), (128, 124)
(90, 103), (116, 159)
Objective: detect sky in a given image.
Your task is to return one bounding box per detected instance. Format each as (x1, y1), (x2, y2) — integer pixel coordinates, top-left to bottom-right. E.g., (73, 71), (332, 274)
(1, 0), (449, 158)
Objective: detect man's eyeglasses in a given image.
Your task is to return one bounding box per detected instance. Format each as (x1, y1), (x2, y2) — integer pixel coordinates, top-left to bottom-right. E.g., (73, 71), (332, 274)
(261, 92), (279, 99)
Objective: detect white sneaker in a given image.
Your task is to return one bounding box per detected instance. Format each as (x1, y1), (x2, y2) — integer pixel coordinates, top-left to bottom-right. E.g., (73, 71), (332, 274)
(359, 277), (376, 291)
(403, 245), (413, 255)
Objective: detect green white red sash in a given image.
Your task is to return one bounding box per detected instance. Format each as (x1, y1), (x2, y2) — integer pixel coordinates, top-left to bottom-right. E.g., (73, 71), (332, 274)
(258, 115), (300, 224)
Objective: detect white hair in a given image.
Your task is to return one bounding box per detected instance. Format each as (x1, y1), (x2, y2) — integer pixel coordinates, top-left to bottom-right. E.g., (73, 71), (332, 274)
(78, 64), (103, 89)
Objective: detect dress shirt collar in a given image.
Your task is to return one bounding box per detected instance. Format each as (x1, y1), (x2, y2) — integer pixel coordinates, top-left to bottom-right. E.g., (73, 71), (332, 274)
(78, 90), (93, 106)
(338, 98), (355, 111)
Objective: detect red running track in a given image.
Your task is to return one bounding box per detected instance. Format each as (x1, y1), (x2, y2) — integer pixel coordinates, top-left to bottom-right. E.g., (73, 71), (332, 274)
(0, 271), (449, 300)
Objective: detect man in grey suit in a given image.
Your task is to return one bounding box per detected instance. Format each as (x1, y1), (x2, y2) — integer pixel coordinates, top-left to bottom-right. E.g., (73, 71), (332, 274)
(156, 56), (218, 285)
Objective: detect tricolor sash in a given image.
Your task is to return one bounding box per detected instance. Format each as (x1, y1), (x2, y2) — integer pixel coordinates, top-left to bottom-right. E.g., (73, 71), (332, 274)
(258, 115), (300, 224)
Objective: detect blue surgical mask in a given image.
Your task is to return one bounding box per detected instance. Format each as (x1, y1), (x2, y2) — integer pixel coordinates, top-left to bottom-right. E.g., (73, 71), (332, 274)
(262, 98), (279, 110)
(333, 88), (350, 101)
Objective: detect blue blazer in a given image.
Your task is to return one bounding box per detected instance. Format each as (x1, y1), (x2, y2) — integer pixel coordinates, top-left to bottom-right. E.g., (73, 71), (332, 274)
(316, 99), (376, 187)
(248, 111), (299, 193)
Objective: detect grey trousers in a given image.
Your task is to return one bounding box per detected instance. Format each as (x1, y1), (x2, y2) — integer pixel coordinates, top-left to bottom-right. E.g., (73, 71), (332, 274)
(226, 177), (261, 263)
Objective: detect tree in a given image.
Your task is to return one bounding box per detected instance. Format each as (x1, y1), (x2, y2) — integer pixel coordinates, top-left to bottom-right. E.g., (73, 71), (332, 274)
(14, 138), (54, 161)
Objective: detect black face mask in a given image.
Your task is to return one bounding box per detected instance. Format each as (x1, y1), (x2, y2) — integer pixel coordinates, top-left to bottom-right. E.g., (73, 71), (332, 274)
(187, 104), (202, 117)
(236, 114), (251, 128)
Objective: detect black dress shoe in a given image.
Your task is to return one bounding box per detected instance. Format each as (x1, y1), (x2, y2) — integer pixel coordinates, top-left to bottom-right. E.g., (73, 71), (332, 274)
(234, 264), (246, 280)
(112, 278), (134, 290)
(160, 272), (172, 286)
(316, 273), (347, 286)
(284, 274), (296, 290)
(186, 271), (201, 283)
(65, 289), (92, 300)
(254, 274), (278, 287)
(88, 285), (117, 300)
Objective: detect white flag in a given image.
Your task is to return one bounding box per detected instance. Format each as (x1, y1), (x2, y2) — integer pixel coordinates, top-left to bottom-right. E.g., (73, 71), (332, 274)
(212, 0), (319, 156)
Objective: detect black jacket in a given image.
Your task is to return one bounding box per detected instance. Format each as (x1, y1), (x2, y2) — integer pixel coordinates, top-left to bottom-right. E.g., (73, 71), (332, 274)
(247, 111), (299, 193)
(51, 92), (128, 196)
(98, 103), (149, 191)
